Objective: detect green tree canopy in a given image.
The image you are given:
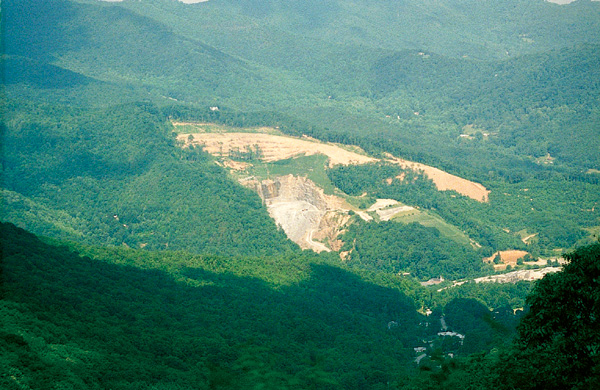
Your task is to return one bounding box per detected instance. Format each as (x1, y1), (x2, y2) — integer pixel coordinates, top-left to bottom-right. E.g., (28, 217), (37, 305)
(496, 242), (600, 389)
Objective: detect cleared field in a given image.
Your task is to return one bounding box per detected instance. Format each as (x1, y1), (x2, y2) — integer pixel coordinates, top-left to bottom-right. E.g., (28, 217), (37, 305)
(473, 267), (561, 284)
(176, 125), (490, 202)
(484, 250), (531, 270)
(387, 156), (490, 202)
(365, 200), (416, 221)
(246, 154), (339, 195)
(394, 210), (472, 246)
(367, 199), (400, 211)
(376, 205), (415, 221)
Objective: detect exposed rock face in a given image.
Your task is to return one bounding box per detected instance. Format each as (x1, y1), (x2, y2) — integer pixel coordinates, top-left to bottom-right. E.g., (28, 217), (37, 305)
(473, 267), (562, 284)
(241, 175), (350, 252)
(313, 211), (352, 251)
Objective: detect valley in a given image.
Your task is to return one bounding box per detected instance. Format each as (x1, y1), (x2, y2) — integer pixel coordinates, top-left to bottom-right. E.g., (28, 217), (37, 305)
(2, 0), (599, 388)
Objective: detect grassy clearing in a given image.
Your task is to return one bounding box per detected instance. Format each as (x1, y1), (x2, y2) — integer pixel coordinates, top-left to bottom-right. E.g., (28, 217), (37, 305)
(580, 225), (600, 245)
(241, 154), (339, 195)
(343, 195), (377, 211)
(394, 209), (471, 245)
(516, 229), (530, 239)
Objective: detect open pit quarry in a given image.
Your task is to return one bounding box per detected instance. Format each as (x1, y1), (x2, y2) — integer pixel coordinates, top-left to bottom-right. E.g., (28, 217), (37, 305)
(240, 175), (351, 252)
(176, 124), (492, 252)
(239, 176), (413, 252)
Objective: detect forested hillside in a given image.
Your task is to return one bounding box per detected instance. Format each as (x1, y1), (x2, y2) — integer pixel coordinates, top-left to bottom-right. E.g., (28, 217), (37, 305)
(1, 99), (296, 255)
(1, 222), (425, 389)
(2, 222), (597, 389)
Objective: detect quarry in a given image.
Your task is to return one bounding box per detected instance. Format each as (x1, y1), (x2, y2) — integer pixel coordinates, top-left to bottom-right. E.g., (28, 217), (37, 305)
(175, 123), (498, 255)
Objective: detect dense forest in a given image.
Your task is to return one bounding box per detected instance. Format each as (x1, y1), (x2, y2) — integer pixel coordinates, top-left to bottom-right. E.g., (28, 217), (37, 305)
(2, 223), (598, 389)
(0, 222), (421, 389)
(1, 99), (296, 256)
(2, 0), (600, 388)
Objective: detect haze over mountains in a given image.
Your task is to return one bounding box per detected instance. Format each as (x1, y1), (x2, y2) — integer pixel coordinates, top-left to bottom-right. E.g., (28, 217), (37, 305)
(4, 0), (599, 256)
(1, 0), (600, 388)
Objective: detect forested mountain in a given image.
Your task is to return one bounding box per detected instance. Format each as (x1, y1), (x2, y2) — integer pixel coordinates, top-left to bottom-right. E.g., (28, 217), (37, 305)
(3, 0), (599, 256)
(2, 0), (600, 388)
(1, 99), (296, 255)
(124, 0), (600, 60)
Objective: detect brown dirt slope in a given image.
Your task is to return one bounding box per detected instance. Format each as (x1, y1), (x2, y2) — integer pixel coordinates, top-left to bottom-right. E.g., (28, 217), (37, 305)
(180, 132), (376, 166)
(177, 129), (490, 202)
(387, 156), (490, 202)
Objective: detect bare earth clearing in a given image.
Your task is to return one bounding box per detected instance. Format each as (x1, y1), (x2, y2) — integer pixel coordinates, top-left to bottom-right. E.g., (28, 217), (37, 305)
(385, 155), (490, 202)
(355, 199), (416, 222)
(521, 233), (538, 244)
(181, 132), (376, 167)
(487, 250), (530, 264)
(473, 267), (562, 283)
(178, 130), (490, 202)
(485, 250), (532, 270)
(440, 266), (562, 291)
(367, 199), (399, 210)
(376, 205), (416, 221)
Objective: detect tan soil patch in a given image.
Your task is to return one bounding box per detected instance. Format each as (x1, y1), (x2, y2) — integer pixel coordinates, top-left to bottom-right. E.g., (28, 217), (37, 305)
(312, 211), (352, 251)
(356, 211), (373, 221)
(223, 160), (251, 171)
(485, 250), (530, 270)
(179, 133), (376, 167)
(386, 156), (490, 202)
(178, 129), (490, 202)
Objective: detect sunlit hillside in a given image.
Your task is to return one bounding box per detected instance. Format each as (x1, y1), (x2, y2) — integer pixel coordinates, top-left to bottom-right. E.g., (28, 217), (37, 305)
(2, 0), (599, 388)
